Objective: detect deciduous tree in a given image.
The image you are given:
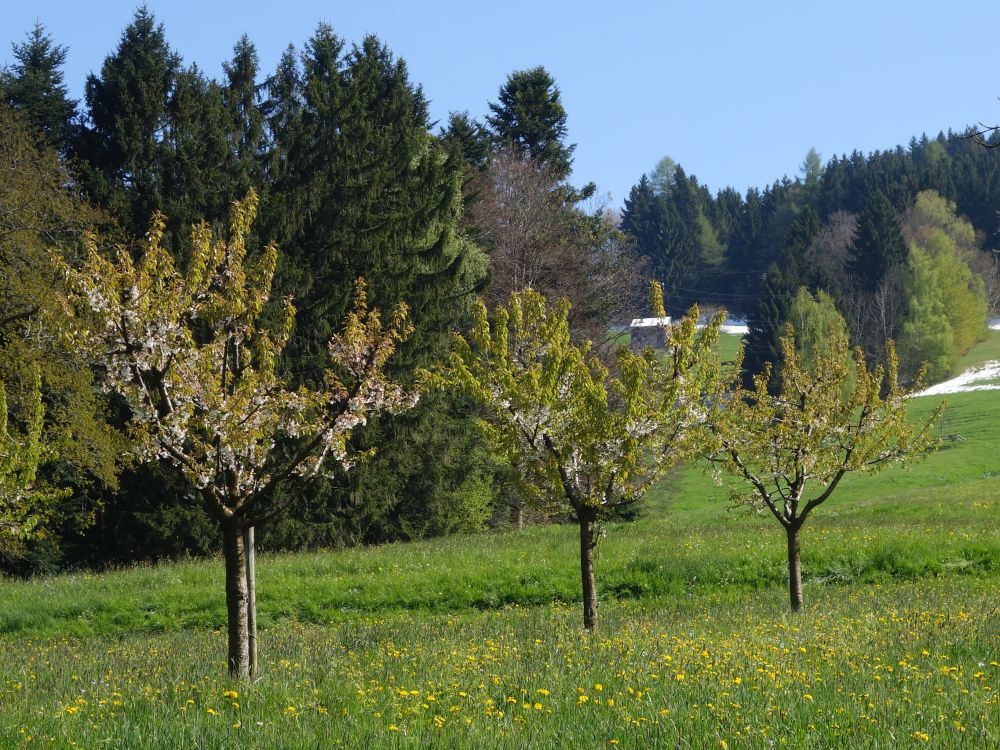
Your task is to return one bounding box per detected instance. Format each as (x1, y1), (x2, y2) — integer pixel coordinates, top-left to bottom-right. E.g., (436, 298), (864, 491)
(447, 285), (723, 630)
(709, 325), (941, 611)
(67, 192), (417, 678)
(0, 368), (67, 557)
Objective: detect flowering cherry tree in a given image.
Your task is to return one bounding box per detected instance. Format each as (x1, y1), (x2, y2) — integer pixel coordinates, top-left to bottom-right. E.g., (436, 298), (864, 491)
(68, 192), (416, 678)
(708, 325), (942, 612)
(448, 285), (723, 631)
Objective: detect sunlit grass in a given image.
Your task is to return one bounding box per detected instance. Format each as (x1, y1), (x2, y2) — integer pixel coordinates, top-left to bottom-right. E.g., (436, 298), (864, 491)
(1, 335), (998, 747)
(1, 578), (995, 749)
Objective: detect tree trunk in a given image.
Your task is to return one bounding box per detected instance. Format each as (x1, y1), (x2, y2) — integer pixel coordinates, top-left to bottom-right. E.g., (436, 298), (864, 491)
(511, 501), (524, 531)
(786, 524), (804, 612)
(244, 525), (257, 680)
(223, 521), (250, 679)
(579, 512), (598, 631)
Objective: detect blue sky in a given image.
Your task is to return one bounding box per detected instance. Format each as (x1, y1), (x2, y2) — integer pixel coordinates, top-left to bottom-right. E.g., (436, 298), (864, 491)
(4, 1), (1000, 209)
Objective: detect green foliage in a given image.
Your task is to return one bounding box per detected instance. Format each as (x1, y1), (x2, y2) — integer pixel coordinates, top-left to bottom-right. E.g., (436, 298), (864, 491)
(440, 110), (490, 171)
(486, 66), (574, 180)
(898, 246), (957, 382)
(78, 7), (181, 236)
(848, 190), (908, 290)
(711, 323), (942, 608)
(620, 169), (712, 311)
(0, 368), (65, 556)
(0, 22), (77, 149)
(259, 27), (490, 545)
(800, 147), (823, 190)
(897, 191), (988, 382)
(717, 327), (940, 519)
(68, 192), (416, 528)
(785, 287), (849, 375)
(742, 207), (823, 389)
(0, 106), (122, 570)
(449, 287), (724, 525)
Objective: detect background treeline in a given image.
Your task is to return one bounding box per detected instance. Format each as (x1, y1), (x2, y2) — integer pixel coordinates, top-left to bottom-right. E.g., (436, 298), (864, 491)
(0, 10), (641, 573)
(1, 8), (997, 574)
(621, 139), (998, 385)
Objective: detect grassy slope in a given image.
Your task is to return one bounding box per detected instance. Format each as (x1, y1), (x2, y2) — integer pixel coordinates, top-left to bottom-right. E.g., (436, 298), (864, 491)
(1, 329), (997, 748)
(2, 390), (997, 638)
(956, 327), (1000, 372)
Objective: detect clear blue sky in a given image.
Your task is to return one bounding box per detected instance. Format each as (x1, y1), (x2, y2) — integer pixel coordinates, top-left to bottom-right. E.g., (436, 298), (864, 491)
(5, 1), (1000, 209)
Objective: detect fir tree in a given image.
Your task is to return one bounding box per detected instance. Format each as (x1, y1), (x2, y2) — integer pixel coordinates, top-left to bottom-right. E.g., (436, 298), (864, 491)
(1, 22), (77, 149)
(77, 6), (180, 236)
(440, 111), (490, 171)
(260, 27), (491, 544)
(222, 35), (265, 194)
(486, 66), (574, 180)
(847, 190), (907, 291)
(741, 207), (821, 389)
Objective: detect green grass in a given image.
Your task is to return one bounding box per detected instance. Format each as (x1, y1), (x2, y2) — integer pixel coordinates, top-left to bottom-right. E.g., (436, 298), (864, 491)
(716, 331), (743, 365)
(2, 578), (996, 748)
(1, 365), (998, 747)
(4, 388), (997, 636)
(955, 327), (1000, 373)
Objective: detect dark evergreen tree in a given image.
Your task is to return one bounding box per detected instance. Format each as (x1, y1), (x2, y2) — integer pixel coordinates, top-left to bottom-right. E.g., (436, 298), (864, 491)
(740, 206), (821, 389)
(259, 26), (492, 545)
(222, 35), (265, 195)
(620, 174), (658, 248)
(76, 7), (180, 236)
(441, 110), (490, 171)
(0, 22), (77, 149)
(620, 168), (705, 313)
(486, 66), (574, 180)
(847, 190), (907, 290)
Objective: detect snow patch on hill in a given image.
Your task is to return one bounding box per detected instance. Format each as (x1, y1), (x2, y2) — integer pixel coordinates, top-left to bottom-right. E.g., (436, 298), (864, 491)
(915, 361), (1000, 396)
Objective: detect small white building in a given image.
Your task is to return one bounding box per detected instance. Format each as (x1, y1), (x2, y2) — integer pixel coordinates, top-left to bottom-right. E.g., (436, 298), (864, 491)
(629, 316), (671, 350)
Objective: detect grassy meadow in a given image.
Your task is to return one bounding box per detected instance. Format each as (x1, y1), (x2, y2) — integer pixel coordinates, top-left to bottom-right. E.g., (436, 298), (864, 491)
(1, 334), (998, 748)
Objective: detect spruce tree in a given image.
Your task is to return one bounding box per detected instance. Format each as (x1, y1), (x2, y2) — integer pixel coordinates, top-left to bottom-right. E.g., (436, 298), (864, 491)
(1, 22), (77, 149)
(260, 27), (491, 544)
(847, 190), (907, 291)
(741, 207), (822, 389)
(77, 7), (180, 236)
(441, 111), (490, 171)
(486, 66), (574, 180)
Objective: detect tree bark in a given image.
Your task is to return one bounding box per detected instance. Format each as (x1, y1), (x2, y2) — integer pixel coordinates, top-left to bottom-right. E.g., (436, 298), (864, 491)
(786, 524), (804, 612)
(511, 501), (523, 531)
(578, 511), (598, 631)
(223, 521), (250, 679)
(244, 525), (257, 680)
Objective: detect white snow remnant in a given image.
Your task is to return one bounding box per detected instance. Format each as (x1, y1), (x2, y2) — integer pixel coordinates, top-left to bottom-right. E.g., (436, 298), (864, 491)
(915, 361), (1000, 397)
